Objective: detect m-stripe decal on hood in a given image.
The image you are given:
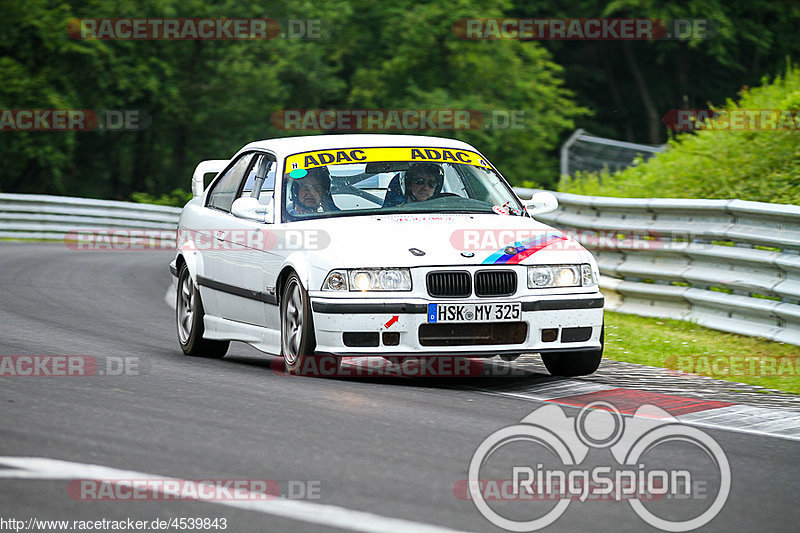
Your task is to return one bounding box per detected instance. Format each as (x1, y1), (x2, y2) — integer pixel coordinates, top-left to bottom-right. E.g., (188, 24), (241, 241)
(481, 232), (566, 265)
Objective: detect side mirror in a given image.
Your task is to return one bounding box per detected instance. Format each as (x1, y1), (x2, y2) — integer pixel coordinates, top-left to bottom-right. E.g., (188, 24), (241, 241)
(523, 191), (558, 217)
(231, 197), (272, 223)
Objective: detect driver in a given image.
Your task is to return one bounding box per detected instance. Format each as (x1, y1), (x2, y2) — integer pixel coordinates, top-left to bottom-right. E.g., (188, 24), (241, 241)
(405, 163), (444, 202)
(289, 166), (338, 214)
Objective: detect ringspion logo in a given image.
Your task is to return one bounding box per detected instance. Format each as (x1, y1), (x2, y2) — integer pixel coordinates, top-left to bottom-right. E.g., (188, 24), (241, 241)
(463, 402), (729, 531)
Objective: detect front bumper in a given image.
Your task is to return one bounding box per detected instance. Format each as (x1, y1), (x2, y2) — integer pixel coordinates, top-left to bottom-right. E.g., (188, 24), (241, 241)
(309, 292), (604, 357)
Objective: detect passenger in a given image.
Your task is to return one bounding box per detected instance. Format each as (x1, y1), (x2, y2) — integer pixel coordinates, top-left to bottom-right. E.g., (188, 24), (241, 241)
(382, 163), (444, 207)
(289, 166), (338, 214)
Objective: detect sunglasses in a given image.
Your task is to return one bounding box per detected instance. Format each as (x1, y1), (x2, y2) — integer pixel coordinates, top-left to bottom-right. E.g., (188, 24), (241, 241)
(296, 181), (320, 192)
(412, 177), (439, 188)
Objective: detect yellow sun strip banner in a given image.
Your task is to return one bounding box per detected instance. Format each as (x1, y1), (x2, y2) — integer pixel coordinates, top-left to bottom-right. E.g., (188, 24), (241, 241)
(284, 147), (492, 172)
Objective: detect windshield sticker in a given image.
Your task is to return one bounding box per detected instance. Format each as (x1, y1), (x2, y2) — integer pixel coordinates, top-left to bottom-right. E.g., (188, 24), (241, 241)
(385, 214), (469, 223)
(501, 201), (521, 215)
(482, 231), (566, 264)
(288, 168), (308, 179)
(285, 147), (492, 172)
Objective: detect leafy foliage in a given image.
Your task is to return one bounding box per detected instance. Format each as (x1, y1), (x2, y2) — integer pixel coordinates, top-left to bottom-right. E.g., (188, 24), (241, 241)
(130, 189), (192, 207)
(558, 65), (800, 204)
(1, 0), (798, 202)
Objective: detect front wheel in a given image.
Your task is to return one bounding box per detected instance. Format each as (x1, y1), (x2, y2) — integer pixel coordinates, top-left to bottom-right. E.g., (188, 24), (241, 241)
(176, 263), (229, 358)
(281, 273), (329, 376)
(541, 324), (603, 377)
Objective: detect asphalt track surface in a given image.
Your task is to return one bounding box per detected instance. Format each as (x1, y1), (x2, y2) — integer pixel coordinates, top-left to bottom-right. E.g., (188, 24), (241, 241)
(1, 243), (799, 532)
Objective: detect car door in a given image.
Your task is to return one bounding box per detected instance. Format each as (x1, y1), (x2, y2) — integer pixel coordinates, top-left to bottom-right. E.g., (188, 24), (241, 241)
(201, 152), (262, 323)
(214, 153), (283, 330)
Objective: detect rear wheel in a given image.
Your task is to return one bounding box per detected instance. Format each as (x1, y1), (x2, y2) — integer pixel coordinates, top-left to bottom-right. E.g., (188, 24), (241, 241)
(176, 263), (229, 358)
(281, 273), (335, 376)
(541, 324), (603, 377)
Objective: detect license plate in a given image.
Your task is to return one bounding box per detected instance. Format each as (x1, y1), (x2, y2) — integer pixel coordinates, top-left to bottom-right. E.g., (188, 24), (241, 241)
(427, 302), (521, 323)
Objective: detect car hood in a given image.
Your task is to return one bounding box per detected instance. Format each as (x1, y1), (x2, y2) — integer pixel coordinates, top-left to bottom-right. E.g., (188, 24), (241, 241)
(291, 213), (591, 268)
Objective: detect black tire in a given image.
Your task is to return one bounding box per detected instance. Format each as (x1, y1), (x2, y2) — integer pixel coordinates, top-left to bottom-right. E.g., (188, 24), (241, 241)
(541, 324), (604, 377)
(176, 263), (229, 358)
(281, 273), (333, 376)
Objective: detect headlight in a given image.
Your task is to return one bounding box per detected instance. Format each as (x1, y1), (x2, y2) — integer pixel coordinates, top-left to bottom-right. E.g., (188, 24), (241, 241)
(378, 269), (406, 290)
(323, 269), (412, 291)
(528, 268), (554, 287)
(556, 268), (576, 286)
(352, 271), (371, 291)
(527, 265), (589, 288)
(323, 270), (348, 291)
(581, 264), (597, 287)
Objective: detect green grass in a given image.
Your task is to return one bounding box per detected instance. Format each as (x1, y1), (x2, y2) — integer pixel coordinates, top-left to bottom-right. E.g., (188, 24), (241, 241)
(603, 311), (800, 395)
(0, 237), (60, 243)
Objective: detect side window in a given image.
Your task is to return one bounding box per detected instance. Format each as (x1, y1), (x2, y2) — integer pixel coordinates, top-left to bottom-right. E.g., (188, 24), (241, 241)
(240, 154), (277, 205)
(207, 153), (255, 212)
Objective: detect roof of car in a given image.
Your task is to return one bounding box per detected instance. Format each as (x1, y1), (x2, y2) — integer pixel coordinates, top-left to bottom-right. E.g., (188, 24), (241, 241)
(235, 134), (479, 158)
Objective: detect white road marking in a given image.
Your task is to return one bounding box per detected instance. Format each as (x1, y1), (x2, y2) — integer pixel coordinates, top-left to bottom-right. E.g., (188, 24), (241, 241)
(676, 405), (800, 441)
(161, 278), (800, 443)
(0, 456), (475, 533)
(473, 379), (614, 403)
(475, 381), (800, 442)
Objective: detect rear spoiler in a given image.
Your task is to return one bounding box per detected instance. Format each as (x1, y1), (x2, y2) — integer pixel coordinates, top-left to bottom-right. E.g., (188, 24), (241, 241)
(191, 160), (229, 197)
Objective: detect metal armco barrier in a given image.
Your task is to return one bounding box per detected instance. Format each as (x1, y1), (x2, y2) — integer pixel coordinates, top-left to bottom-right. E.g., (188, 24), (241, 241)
(0, 193), (180, 245)
(3, 191), (799, 346)
(514, 188), (800, 346)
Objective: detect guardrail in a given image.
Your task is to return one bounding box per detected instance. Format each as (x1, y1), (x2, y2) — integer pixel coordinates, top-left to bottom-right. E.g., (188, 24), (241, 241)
(514, 188), (800, 346)
(0, 193), (180, 245)
(3, 191), (799, 346)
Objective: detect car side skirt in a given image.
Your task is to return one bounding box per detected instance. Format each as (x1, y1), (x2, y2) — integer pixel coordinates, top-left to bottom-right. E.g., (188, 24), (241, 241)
(197, 276), (279, 306)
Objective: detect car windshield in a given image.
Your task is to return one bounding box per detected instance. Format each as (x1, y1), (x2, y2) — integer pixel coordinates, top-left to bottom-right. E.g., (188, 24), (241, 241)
(282, 146), (524, 221)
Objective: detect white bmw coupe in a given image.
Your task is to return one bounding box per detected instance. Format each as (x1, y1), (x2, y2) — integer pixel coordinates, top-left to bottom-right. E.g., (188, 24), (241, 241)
(170, 134), (604, 376)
